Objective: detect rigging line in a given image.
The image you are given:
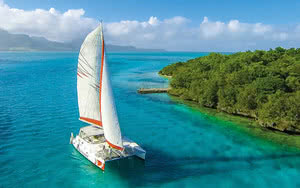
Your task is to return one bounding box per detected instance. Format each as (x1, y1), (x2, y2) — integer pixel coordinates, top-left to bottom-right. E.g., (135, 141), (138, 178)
(77, 66), (89, 78)
(90, 82), (100, 89)
(77, 70), (88, 78)
(89, 80), (100, 88)
(78, 62), (93, 78)
(78, 56), (92, 70)
(89, 83), (100, 91)
(78, 57), (97, 77)
(79, 53), (94, 70)
(78, 63), (93, 77)
(77, 64), (93, 78)
(78, 57), (92, 71)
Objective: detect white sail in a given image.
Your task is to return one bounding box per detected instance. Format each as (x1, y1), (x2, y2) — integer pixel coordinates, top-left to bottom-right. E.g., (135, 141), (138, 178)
(77, 26), (102, 126)
(100, 29), (123, 151)
(77, 24), (123, 150)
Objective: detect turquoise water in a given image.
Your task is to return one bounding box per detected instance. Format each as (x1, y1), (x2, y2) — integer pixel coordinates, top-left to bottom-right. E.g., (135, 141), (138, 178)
(1, 52), (300, 187)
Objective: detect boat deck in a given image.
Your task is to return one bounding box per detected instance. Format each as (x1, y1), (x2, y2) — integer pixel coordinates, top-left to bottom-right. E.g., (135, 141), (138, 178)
(79, 127), (141, 161)
(73, 125), (145, 164)
(95, 144), (137, 161)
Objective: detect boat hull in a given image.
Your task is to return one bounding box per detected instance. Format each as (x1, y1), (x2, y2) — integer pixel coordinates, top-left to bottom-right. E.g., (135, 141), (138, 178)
(70, 132), (146, 171)
(71, 134), (106, 170)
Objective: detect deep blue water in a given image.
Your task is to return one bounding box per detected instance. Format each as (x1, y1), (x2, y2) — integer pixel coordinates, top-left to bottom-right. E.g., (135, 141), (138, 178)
(1, 52), (300, 187)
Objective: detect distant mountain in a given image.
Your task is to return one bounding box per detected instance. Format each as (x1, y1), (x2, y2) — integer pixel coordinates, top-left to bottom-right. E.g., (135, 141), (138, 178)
(106, 44), (166, 52)
(0, 29), (166, 52)
(0, 29), (72, 51)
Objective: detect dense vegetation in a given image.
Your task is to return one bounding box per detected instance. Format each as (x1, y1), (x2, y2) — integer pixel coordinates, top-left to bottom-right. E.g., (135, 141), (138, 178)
(160, 47), (300, 134)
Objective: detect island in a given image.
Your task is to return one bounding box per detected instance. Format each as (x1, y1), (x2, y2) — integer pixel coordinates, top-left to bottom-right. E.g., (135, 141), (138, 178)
(159, 47), (300, 134)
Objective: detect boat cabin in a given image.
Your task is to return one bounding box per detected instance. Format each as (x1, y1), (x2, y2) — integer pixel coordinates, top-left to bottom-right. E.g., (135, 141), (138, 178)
(79, 126), (106, 144)
(78, 125), (125, 160)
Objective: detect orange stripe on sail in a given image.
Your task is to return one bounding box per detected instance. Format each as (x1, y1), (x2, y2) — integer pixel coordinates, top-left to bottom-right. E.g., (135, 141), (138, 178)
(79, 117), (102, 126)
(99, 31), (105, 120)
(106, 140), (123, 151)
(77, 73), (82, 78)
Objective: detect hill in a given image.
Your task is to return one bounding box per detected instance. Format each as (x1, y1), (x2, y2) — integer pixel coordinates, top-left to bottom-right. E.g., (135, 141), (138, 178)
(0, 29), (165, 52)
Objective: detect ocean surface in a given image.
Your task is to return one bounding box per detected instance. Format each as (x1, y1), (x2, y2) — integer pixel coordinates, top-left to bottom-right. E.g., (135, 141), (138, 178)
(1, 52), (300, 188)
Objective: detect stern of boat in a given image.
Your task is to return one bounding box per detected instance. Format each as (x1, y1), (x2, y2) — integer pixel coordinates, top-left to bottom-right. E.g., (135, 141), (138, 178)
(134, 147), (146, 160)
(95, 158), (105, 171)
(123, 137), (146, 160)
(70, 131), (106, 171)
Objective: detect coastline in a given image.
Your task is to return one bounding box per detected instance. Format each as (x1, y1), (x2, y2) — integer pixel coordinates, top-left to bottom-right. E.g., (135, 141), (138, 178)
(159, 73), (300, 150)
(158, 73), (172, 79)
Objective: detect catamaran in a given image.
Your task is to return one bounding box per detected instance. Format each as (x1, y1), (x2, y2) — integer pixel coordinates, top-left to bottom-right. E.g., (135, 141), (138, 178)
(70, 23), (146, 171)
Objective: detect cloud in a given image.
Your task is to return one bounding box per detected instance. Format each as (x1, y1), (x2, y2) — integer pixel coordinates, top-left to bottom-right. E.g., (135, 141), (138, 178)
(228, 20), (241, 32)
(198, 17), (274, 39)
(148, 16), (160, 26)
(164, 16), (189, 25)
(200, 17), (225, 38)
(272, 32), (288, 41)
(0, 2), (97, 42)
(0, 1), (299, 51)
(253, 23), (272, 35)
(104, 16), (189, 43)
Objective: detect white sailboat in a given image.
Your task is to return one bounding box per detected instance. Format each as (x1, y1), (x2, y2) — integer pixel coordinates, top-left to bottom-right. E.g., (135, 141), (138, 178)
(70, 23), (146, 171)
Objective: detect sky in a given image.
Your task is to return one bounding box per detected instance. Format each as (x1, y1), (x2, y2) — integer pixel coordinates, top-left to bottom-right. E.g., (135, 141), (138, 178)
(1, 0), (300, 51)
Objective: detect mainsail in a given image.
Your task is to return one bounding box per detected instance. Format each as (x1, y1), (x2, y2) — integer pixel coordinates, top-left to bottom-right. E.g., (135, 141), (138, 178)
(77, 24), (123, 150)
(77, 26), (102, 126)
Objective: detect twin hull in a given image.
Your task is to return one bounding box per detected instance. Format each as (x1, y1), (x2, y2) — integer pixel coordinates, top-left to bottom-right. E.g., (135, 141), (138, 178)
(71, 131), (146, 171)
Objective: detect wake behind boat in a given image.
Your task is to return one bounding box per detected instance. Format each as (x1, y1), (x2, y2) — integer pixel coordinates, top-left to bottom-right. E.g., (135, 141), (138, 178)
(70, 23), (146, 171)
